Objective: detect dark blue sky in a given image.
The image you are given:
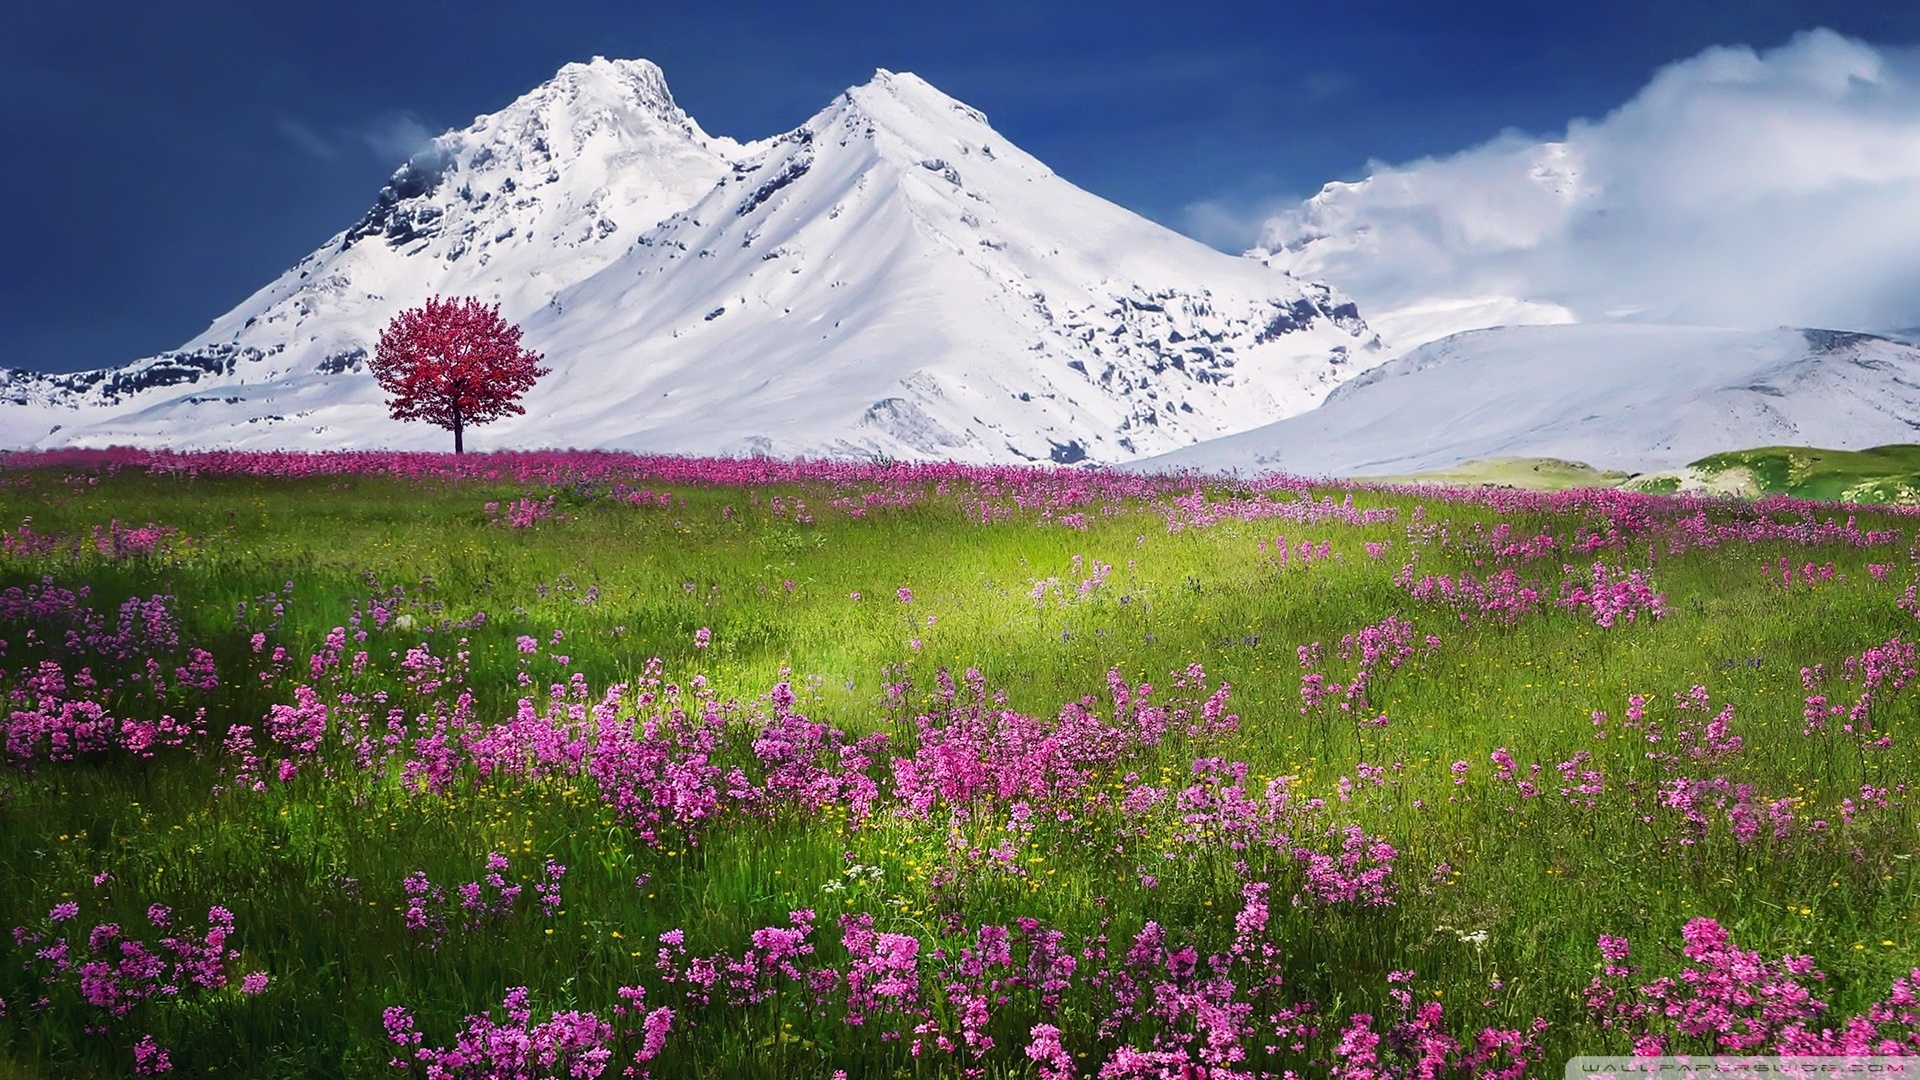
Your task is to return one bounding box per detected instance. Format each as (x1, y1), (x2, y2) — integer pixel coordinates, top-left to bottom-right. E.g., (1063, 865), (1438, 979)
(6, 0), (1920, 372)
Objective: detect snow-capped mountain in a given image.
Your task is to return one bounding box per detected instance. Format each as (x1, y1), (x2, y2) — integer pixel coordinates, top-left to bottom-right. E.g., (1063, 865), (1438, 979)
(1, 61), (1378, 462)
(1136, 324), (1920, 477)
(1, 57), (746, 447)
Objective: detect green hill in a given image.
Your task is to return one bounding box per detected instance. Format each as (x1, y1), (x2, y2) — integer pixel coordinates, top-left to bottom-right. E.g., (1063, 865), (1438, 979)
(1685, 444), (1920, 503)
(1380, 445), (1920, 503)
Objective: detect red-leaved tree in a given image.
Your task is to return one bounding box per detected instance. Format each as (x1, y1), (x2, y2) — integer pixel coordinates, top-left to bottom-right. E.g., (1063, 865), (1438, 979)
(370, 297), (549, 454)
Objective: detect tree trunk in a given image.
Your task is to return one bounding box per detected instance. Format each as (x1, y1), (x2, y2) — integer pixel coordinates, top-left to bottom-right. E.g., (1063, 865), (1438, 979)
(452, 407), (464, 455)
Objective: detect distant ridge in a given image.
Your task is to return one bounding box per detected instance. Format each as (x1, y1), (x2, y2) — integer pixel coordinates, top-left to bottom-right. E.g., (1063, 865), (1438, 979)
(1137, 324), (1920, 478)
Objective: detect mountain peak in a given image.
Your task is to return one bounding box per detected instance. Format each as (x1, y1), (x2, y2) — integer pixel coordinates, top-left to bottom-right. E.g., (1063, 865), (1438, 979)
(331, 56), (735, 256)
(837, 68), (992, 132)
(487, 55), (698, 135)
(531, 56), (683, 123)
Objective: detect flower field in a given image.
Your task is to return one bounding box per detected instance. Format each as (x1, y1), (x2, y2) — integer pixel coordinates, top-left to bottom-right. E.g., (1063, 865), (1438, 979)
(0, 448), (1916, 1078)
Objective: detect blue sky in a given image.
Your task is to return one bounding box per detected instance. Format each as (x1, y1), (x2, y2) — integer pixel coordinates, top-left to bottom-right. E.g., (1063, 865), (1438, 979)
(6, 1), (1920, 372)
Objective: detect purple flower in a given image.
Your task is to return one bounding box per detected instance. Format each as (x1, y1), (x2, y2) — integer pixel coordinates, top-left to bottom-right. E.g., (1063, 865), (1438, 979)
(132, 1034), (171, 1075)
(48, 902), (78, 923)
(1025, 1023), (1074, 1080)
(240, 972), (269, 995)
(639, 1006), (674, 1061)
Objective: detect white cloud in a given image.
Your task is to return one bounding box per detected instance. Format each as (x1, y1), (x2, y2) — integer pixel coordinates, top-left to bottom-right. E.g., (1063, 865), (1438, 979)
(360, 112), (436, 163)
(1300, 70), (1355, 101)
(273, 111), (437, 165)
(1179, 192), (1302, 252)
(1257, 29), (1920, 345)
(275, 119), (338, 159)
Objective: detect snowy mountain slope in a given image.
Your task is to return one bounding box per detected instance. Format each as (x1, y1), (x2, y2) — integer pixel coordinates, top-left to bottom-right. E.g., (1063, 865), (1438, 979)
(1134, 324), (1920, 477)
(2, 64), (1378, 462)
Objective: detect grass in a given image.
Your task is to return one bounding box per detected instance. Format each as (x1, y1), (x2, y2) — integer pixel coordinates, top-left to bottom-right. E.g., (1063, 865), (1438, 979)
(1369, 457), (1633, 491)
(0, 457), (1916, 1076)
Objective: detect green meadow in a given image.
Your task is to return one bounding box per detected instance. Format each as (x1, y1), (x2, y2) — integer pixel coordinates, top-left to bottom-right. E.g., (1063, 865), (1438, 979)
(0, 454), (1915, 1077)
